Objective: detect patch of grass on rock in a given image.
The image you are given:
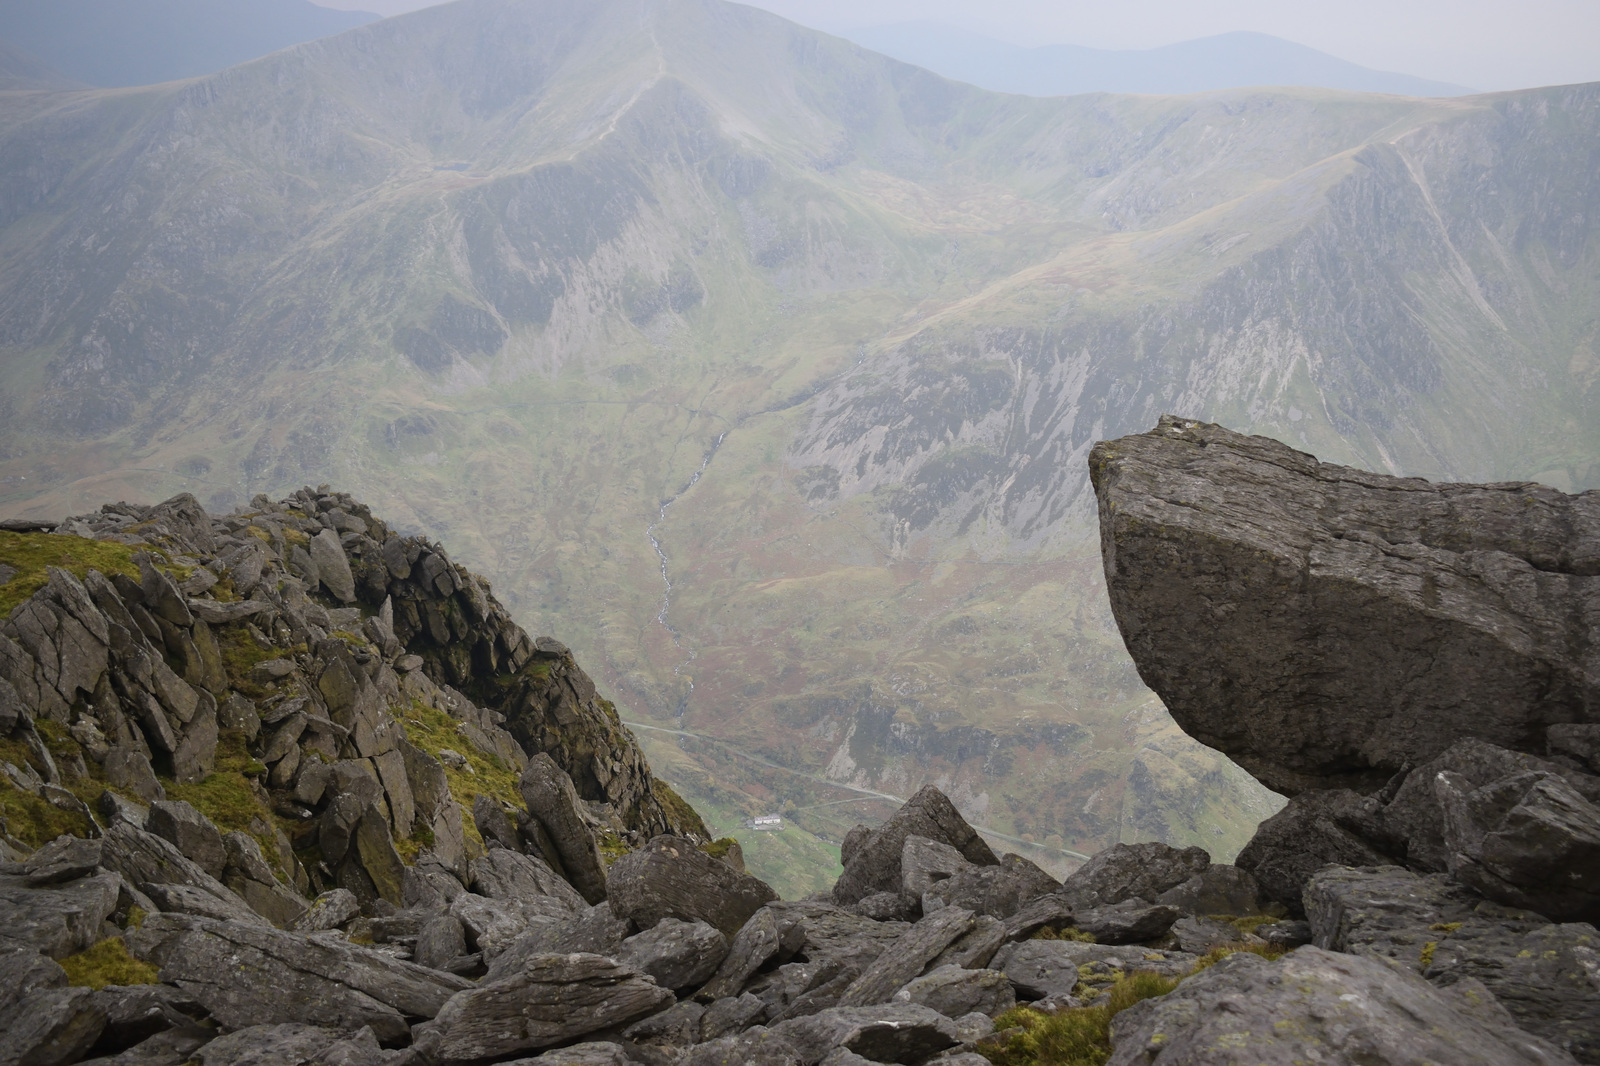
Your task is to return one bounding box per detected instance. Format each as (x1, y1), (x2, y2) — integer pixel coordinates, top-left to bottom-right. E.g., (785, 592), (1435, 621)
(59, 938), (160, 989)
(0, 531), (140, 618)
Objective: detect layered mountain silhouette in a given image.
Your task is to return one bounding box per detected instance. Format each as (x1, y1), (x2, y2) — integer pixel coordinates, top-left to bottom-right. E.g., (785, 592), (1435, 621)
(841, 24), (1476, 98)
(0, 0), (1594, 890)
(0, 0), (377, 87)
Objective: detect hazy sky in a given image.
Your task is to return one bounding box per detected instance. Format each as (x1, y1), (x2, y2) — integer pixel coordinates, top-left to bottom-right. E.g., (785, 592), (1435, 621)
(311, 0), (1600, 92)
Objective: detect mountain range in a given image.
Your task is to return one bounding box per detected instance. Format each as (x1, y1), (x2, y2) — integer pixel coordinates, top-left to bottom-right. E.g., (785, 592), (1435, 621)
(840, 24), (1477, 98)
(0, 0), (376, 87)
(0, 0), (1596, 894)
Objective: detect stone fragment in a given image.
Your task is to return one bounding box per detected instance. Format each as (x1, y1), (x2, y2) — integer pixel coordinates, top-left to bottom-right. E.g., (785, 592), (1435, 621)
(838, 906), (975, 1008)
(681, 1027), (804, 1066)
(104, 745), (165, 804)
(468, 847), (585, 912)
(146, 800), (227, 879)
(482, 903), (633, 982)
(1235, 789), (1396, 914)
(701, 992), (768, 1040)
(1058, 842), (1210, 910)
(1074, 899), (1180, 945)
(930, 915), (1006, 972)
(22, 834), (103, 885)
(1435, 768), (1600, 922)
(0, 868), (122, 957)
(471, 793), (520, 854)
(1103, 946), (1575, 1066)
(834, 787), (998, 906)
(1000, 896), (1075, 942)
(518, 754), (608, 905)
(900, 836), (971, 902)
(309, 529), (357, 603)
(295, 888), (360, 932)
(699, 906), (784, 1002)
(89, 983), (205, 1050)
(1170, 915), (1257, 954)
(1089, 415), (1600, 796)
(526, 1042), (633, 1066)
(428, 952), (674, 1065)
(893, 964), (1015, 1019)
(1154, 863), (1272, 917)
(769, 1003), (961, 1065)
(925, 856), (1062, 920)
(449, 891), (574, 960)
(192, 1022), (349, 1066)
(0, 985), (107, 1066)
(413, 915), (468, 972)
(609, 835), (778, 940)
(855, 893), (915, 922)
(616, 917), (729, 992)
(993, 939), (1196, 1001)
(624, 999), (706, 1048)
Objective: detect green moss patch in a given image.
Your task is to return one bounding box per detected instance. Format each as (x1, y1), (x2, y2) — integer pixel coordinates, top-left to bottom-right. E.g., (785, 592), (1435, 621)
(400, 699), (521, 851)
(59, 937), (161, 989)
(653, 779), (710, 839)
(0, 779), (96, 848)
(983, 971), (1180, 1066)
(0, 531), (140, 618)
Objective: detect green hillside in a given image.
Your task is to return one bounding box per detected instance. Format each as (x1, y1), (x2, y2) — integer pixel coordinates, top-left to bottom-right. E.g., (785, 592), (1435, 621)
(0, 0), (1595, 890)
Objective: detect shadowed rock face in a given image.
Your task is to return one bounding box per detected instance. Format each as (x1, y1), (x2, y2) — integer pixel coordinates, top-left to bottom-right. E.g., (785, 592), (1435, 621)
(1089, 415), (1600, 797)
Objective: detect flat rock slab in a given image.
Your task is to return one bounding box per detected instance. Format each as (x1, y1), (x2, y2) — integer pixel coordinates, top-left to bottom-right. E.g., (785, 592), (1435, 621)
(892, 964), (1014, 1019)
(1059, 842), (1209, 910)
(430, 951), (674, 1065)
(194, 1022), (352, 1066)
(993, 939), (1197, 1000)
(615, 917), (728, 992)
(770, 1003), (961, 1065)
(1105, 946), (1576, 1065)
(838, 907), (975, 1007)
(1090, 415), (1600, 796)
(0, 869), (121, 958)
(139, 915), (471, 1043)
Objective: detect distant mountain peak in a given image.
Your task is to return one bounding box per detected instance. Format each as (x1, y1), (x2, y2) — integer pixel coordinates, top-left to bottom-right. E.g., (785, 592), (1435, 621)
(840, 21), (1477, 98)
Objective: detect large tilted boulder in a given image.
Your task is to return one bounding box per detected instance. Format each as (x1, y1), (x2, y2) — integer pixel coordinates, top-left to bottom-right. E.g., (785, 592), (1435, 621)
(1105, 947), (1575, 1065)
(1089, 415), (1600, 797)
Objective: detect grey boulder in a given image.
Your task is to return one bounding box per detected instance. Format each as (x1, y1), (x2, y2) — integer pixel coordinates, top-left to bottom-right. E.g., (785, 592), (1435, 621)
(833, 787), (998, 906)
(518, 754), (608, 905)
(1074, 899), (1180, 944)
(0, 867), (122, 957)
(1059, 842), (1210, 910)
(769, 1003), (962, 1065)
(608, 835), (777, 940)
(615, 916), (728, 992)
(427, 952), (674, 1065)
(1089, 416), (1600, 797)
(838, 907), (975, 1008)
(993, 939), (1196, 1001)
(892, 964), (1014, 1019)
(681, 1027), (804, 1066)
(1104, 946), (1575, 1065)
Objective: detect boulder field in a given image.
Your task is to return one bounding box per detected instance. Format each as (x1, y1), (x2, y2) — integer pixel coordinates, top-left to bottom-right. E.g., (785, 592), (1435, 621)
(1, 424), (1597, 1066)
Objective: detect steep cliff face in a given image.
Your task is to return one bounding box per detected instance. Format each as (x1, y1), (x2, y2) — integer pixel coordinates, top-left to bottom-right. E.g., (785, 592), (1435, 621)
(0, 488), (704, 908)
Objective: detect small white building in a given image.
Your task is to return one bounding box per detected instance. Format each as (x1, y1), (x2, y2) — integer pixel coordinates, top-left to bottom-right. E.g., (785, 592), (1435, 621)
(743, 814), (784, 831)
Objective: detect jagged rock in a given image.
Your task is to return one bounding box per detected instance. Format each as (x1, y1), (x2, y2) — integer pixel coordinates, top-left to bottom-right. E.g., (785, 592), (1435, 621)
(1235, 789), (1396, 915)
(616, 917), (729, 992)
(609, 835), (777, 939)
(838, 906), (975, 1007)
(413, 915), (467, 972)
(192, 1022), (352, 1066)
(992, 939), (1196, 1001)
(296, 889), (361, 932)
(97, 790), (150, 830)
(702, 993), (768, 1040)
(100, 821), (265, 925)
(1059, 842), (1210, 910)
(769, 1004), (961, 1065)
(625, 999), (706, 1047)
(482, 903), (633, 982)
(901, 836), (970, 903)
(833, 787), (998, 906)
(682, 1027), (804, 1066)
(1257, 920), (1313, 948)
(132, 914), (471, 1042)
(309, 529), (357, 604)
(1074, 899), (1181, 945)
(855, 893), (915, 922)
(1170, 915), (1258, 954)
(1304, 865), (1599, 1058)
(1550, 726), (1600, 773)
(468, 847), (585, 913)
(146, 800), (227, 879)
(1435, 768), (1600, 922)
(0, 868), (122, 957)
(0, 941), (67, 1009)
(471, 794), (521, 854)
(1090, 416), (1600, 796)
(529, 1042), (633, 1065)
(449, 890), (579, 960)
(103, 746), (165, 804)
(0, 985), (107, 1066)
(426, 952), (674, 1065)
(83, 1024), (212, 1066)
(90, 983), (206, 1051)
(931, 914), (1006, 971)
(1000, 896), (1076, 942)
(21, 834), (103, 885)
(1155, 863), (1272, 917)
(698, 906), (785, 1002)
(1383, 739), (1600, 873)
(1104, 946), (1575, 1066)
(892, 964), (1014, 1019)
(924, 856), (1061, 920)
(519, 754), (609, 905)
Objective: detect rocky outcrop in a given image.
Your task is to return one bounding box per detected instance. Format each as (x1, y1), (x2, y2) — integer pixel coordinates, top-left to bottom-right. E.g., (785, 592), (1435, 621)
(1089, 415), (1600, 797)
